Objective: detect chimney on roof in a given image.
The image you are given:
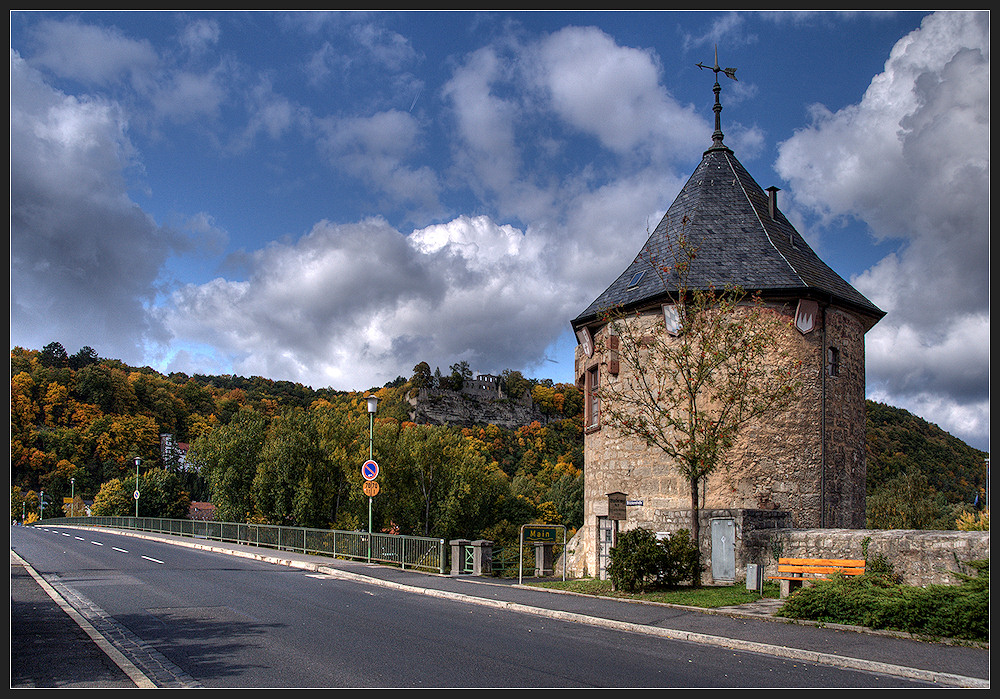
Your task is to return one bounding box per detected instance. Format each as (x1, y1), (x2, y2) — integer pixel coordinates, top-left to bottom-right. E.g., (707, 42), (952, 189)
(766, 186), (780, 219)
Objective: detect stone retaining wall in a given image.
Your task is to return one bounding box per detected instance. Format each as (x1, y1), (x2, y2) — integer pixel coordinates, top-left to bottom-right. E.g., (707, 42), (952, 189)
(559, 514), (989, 588)
(745, 527), (989, 587)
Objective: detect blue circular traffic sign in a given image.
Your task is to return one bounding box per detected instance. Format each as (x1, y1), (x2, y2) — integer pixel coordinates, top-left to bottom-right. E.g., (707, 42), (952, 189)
(362, 460), (379, 481)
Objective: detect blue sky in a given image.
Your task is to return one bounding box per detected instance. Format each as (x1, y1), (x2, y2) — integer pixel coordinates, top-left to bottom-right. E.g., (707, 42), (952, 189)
(10, 11), (989, 451)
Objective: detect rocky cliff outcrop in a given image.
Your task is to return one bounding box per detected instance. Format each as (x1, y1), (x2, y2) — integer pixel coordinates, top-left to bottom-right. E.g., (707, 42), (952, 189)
(406, 388), (547, 429)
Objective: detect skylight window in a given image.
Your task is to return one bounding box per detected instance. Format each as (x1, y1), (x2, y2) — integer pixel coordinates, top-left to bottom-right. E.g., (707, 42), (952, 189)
(627, 270), (646, 288)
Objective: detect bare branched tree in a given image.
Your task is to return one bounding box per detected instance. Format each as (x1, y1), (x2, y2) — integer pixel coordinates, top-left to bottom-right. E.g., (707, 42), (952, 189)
(598, 235), (802, 570)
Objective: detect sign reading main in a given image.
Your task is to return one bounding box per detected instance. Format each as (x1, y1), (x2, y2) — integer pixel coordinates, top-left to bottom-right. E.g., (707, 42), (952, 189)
(523, 526), (559, 543)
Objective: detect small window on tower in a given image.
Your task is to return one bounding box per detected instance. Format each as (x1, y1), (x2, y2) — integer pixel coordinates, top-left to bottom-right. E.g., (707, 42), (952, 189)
(586, 365), (600, 431)
(827, 347), (840, 377)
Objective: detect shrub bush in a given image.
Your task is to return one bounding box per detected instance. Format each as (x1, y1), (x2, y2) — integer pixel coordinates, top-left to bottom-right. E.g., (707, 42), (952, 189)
(607, 527), (663, 592)
(779, 559), (988, 642)
(607, 527), (702, 592)
(659, 529), (702, 587)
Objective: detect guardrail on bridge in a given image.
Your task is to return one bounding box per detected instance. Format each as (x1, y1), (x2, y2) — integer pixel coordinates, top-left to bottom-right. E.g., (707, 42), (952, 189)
(45, 516), (447, 574)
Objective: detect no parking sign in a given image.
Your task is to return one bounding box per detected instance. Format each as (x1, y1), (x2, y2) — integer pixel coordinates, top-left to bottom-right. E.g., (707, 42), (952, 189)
(362, 460), (379, 481)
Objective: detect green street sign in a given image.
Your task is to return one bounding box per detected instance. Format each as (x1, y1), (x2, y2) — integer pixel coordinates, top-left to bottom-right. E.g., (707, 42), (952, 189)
(523, 526), (558, 543)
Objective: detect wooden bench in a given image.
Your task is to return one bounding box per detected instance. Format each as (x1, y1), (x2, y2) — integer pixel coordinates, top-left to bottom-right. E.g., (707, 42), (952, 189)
(768, 557), (866, 597)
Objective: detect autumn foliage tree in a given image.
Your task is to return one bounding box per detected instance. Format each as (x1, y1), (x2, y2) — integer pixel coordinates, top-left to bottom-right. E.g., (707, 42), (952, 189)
(12, 342), (581, 539)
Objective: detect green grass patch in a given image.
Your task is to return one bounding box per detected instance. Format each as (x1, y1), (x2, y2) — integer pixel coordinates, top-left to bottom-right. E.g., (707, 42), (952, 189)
(527, 578), (780, 608)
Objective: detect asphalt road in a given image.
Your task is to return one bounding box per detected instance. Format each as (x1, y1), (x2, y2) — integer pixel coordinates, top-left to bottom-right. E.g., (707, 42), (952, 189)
(10, 525), (969, 688)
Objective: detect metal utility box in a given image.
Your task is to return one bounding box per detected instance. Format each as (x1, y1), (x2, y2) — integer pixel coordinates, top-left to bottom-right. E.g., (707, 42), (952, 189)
(746, 563), (764, 592)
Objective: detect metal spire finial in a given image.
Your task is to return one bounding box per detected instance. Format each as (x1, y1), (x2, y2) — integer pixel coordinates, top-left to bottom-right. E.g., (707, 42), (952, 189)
(696, 46), (737, 151)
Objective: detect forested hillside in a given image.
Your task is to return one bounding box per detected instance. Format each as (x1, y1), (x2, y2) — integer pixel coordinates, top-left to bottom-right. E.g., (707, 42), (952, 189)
(865, 401), (989, 529)
(11, 343), (987, 538)
(10, 343), (583, 545)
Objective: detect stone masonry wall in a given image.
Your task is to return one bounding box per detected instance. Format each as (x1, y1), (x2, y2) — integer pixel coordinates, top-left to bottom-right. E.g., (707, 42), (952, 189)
(744, 527), (989, 587)
(560, 514), (990, 588)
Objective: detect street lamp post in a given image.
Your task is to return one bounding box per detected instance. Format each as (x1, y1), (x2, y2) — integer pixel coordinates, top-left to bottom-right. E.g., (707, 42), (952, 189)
(367, 395), (379, 461)
(134, 457), (141, 518)
(366, 395), (378, 561)
(39, 490), (44, 520)
(70, 477), (75, 518)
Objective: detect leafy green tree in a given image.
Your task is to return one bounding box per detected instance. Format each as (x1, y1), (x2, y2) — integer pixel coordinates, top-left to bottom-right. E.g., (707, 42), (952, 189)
(91, 478), (132, 516)
(866, 468), (946, 529)
(433, 441), (509, 542)
(69, 346), (100, 369)
(411, 426), (451, 535)
(12, 487), (32, 521)
(502, 370), (534, 401)
(188, 409), (267, 523)
(410, 362), (433, 390)
(39, 342), (69, 368)
(74, 363), (138, 415)
(440, 361), (472, 391)
(314, 402), (368, 530)
(38, 458), (81, 511)
(138, 469), (191, 518)
(129, 371), (187, 439)
(543, 470), (584, 530)
(254, 409), (336, 527)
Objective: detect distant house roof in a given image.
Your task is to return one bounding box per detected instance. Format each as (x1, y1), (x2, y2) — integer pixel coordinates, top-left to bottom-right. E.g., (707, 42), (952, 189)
(188, 501), (216, 521)
(573, 120), (884, 332)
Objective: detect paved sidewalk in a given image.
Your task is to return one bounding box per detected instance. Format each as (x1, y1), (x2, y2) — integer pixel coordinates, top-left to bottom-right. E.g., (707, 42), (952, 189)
(11, 554), (137, 688)
(11, 527), (991, 688)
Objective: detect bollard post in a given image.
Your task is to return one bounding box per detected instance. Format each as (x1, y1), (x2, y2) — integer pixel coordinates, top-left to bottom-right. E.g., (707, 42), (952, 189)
(471, 540), (493, 576)
(533, 541), (554, 577)
(449, 539), (471, 575)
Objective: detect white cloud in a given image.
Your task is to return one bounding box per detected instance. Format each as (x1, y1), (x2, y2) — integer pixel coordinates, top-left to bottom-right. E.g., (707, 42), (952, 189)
(179, 18), (221, 54)
(149, 67), (229, 124)
(775, 11), (989, 448)
(27, 19), (158, 86)
(318, 110), (442, 212)
(10, 50), (174, 361)
(441, 46), (523, 201)
(531, 26), (705, 160)
(157, 215), (578, 389)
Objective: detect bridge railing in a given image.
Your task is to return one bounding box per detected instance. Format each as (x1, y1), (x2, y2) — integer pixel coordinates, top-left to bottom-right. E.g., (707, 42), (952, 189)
(47, 516), (447, 574)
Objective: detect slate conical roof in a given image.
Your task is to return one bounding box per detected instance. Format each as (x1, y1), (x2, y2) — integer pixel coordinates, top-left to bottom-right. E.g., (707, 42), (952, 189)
(572, 142), (885, 331)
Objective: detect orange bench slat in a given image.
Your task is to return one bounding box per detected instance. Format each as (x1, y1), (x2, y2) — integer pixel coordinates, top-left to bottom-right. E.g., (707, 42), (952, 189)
(768, 557), (866, 581)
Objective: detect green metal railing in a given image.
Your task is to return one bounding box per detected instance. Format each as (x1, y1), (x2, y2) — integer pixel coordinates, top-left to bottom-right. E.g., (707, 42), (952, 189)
(45, 516), (447, 574)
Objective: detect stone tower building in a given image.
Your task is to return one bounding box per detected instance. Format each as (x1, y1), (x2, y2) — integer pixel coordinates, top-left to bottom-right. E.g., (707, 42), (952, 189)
(569, 56), (884, 581)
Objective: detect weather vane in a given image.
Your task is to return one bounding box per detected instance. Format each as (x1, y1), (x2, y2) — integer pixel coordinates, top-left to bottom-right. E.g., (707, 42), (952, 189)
(696, 45), (738, 83)
(696, 45), (737, 150)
